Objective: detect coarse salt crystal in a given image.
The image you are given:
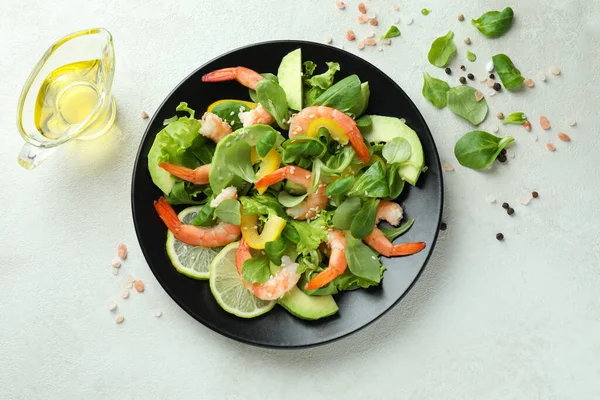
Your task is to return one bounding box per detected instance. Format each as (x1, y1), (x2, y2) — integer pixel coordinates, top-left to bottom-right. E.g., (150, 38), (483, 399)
(358, 14), (369, 24)
(486, 61), (495, 72)
(487, 89), (497, 97)
(551, 66), (561, 75)
(112, 268), (119, 276)
(474, 90), (484, 102)
(486, 79), (495, 88)
(530, 134), (538, 142)
(524, 78), (535, 88)
(155, 310), (162, 318)
(442, 162), (454, 171)
(336, 1), (345, 9)
(393, 4), (399, 11)
(519, 195), (533, 205)
(507, 149), (515, 159)
(115, 315), (125, 324)
(117, 243), (128, 259)
(546, 142), (556, 152)
(567, 119), (577, 127)
(111, 259), (121, 268)
(108, 301), (117, 312)
(121, 290), (130, 299)
(406, 17), (413, 25)
(492, 125), (499, 133)
(538, 71), (547, 82)
(394, 17), (400, 24)
(325, 36), (333, 44)
(367, 32), (375, 38)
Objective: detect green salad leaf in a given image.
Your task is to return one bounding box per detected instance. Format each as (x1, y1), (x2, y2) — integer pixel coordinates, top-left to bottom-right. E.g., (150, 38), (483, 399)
(310, 74), (361, 112)
(427, 31), (456, 68)
(356, 115), (373, 128)
(192, 197), (217, 226)
(348, 162), (389, 198)
(382, 137), (412, 164)
(381, 218), (414, 241)
(325, 176), (355, 197)
(472, 7), (514, 38)
(265, 236), (286, 266)
(210, 101), (251, 131)
(214, 199), (241, 225)
(282, 223), (300, 244)
(291, 218), (328, 255)
(242, 256), (270, 284)
(346, 235), (383, 283)
(454, 130), (515, 170)
(386, 164), (405, 200)
(492, 54), (525, 90)
(422, 72), (450, 108)
(226, 141), (257, 183)
(181, 134), (215, 169)
(256, 79), (289, 129)
(306, 62), (340, 90)
(350, 198), (379, 239)
(504, 112), (527, 124)
(164, 181), (206, 205)
(147, 102), (202, 194)
(248, 73), (278, 103)
(277, 191), (308, 208)
(446, 85), (489, 126)
(256, 129), (278, 158)
(240, 194), (285, 218)
(381, 26), (401, 39)
(332, 197), (362, 230)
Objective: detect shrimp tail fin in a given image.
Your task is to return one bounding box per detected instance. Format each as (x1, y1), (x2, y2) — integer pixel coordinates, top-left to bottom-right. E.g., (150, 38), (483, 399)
(159, 163), (198, 183)
(255, 167), (288, 189)
(390, 242), (426, 256)
(304, 268), (343, 291)
(154, 197), (182, 233)
(235, 239), (252, 274)
(348, 133), (371, 164)
(201, 68), (238, 83)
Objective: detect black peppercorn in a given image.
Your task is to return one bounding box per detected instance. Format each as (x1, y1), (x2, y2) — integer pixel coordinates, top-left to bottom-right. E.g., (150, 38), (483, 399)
(445, 67), (451, 75)
(467, 73), (474, 80)
(459, 76), (467, 84)
(507, 207), (515, 215)
(501, 148), (507, 155)
(460, 65), (466, 71)
(498, 154), (507, 163)
(502, 202), (509, 209)
(532, 191), (539, 198)
(440, 222), (447, 231)
(489, 73), (495, 79)
(493, 82), (502, 91)
(496, 233), (504, 241)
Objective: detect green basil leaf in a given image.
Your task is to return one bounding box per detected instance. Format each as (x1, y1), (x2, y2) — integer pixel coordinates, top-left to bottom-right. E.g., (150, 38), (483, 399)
(446, 85), (489, 126)
(381, 25), (400, 39)
(226, 141), (257, 183)
(471, 7), (514, 38)
(282, 223), (300, 244)
(386, 164), (405, 199)
(326, 176), (355, 197)
(256, 79), (289, 129)
(422, 72), (450, 108)
(323, 146), (356, 174)
(454, 130), (515, 170)
(345, 235), (382, 283)
(332, 197), (362, 230)
(214, 199), (241, 225)
(492, 54), (525, 90)
(310, 74), (361, 112)
(504, 112), (528, 124)
(256, 130), (277, 158)
(242, 256), (270, 284)
(427, 31), (456, 68)
(191, 196), (217, 226)
(248, 73), (278, 103)
(356, 115), (372, 128)
(382, 137), (412, 164)
(211, 101), (251, 131)
(348, 162), (390, 198)
(265, 236), (286, 266)
(282, 136), (327, 158)
(466, 51), (477, 62)
(277, 191), (308, 208)
(380, 218), (414, 241)
(350, 198), (379, 239)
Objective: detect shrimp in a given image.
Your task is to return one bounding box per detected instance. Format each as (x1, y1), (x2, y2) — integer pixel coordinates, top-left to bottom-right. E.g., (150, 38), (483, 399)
(288, 106), (370, 164)
(153, 197), (240, 247)
(254, 165), (328, 220)
(201, 66), (264, 90)
(235, 239), (300, 300)
(364, 200), (426, 257)
(238, 103), (274, 127)
(210, 186), (238, 208)
(159, 163), (210, 185)
(304, 229), (348, 290)
(199, 112), (232, 143)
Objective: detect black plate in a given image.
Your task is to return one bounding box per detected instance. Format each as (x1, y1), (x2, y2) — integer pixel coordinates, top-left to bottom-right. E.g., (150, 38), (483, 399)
(132, 40), (443, 348)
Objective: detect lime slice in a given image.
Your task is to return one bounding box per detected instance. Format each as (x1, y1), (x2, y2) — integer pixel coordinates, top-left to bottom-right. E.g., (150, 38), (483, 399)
(209, 242), (275, 318)
(166, 206), (221, 280)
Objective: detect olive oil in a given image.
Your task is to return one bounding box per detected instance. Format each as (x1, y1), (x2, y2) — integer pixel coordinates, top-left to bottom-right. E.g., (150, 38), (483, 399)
(34, 59), (106, 140)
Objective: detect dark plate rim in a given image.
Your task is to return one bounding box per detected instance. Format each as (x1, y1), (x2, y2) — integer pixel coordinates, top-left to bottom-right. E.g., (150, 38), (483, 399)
(131, 39), (443, 349)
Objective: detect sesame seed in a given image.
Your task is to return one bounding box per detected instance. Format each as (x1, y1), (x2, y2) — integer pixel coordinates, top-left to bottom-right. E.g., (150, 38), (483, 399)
(230, 111), (235, 116)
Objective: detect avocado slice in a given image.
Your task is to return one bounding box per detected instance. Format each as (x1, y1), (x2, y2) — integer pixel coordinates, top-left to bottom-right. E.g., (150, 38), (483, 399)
(278, 286), (339, 320)
(360, 115), (425, 185)
(348, 82), (370, 117)
(277, 48), (303, 111)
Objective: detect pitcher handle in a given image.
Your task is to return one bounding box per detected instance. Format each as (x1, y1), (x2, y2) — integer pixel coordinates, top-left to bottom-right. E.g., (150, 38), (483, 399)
(17, 143), (55, 170)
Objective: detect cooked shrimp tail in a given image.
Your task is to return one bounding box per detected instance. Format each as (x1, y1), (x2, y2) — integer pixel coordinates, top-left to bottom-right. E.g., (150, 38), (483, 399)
(201, 66), (264, 90)
(154, 196), (183, 232)
(365, 228), (426, 257)
(305, 229), (348, 290)
(159, 163), (210, 185)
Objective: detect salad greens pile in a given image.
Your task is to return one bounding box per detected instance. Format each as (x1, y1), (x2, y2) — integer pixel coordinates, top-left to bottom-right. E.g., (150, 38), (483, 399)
(147, 48), (426, 320)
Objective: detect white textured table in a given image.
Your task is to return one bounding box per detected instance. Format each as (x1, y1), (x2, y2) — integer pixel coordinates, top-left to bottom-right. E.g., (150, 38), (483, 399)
(1, 0), (599, 398)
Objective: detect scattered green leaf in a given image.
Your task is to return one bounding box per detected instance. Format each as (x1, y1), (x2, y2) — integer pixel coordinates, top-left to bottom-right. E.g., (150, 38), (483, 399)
(492, 54), (525, 90)
(381, 26), (401, 39)
(427, 31), (456, 68)
(422, 72), (451, 108)
(467, 51), (477, 62)
(472, 7), (514, 38)
(454, 130), (515, 170)
(446, 85), (489, 126)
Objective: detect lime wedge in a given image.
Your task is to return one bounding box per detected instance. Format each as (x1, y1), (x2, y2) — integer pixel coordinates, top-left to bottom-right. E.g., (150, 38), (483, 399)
(166, 206), (221, 280)
(209, 242), (275, 318)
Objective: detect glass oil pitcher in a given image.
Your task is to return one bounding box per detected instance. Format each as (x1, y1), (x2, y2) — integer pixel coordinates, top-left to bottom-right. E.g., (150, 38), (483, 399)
(16, 28), (116, 169)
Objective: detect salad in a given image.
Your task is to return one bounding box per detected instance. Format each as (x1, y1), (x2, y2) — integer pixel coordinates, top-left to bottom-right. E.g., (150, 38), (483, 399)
(147, 48), (427, 320)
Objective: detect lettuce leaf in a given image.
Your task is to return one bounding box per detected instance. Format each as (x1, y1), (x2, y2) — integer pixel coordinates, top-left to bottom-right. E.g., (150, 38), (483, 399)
(306, 62), (340, 90)
(148, 102), (202, 194)
(290, 215), (328, 255)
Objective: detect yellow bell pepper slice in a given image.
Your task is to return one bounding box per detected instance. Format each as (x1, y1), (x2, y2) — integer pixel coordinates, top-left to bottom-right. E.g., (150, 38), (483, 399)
(206, 99), (257, 113)
(254, 148), (281, 194)
(341, 163), (363, 178)
(306, 118), (349, 145)
(250, 147), (261, 165)
(368, 154), (387, 173)
(241, 214), (287, 249)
